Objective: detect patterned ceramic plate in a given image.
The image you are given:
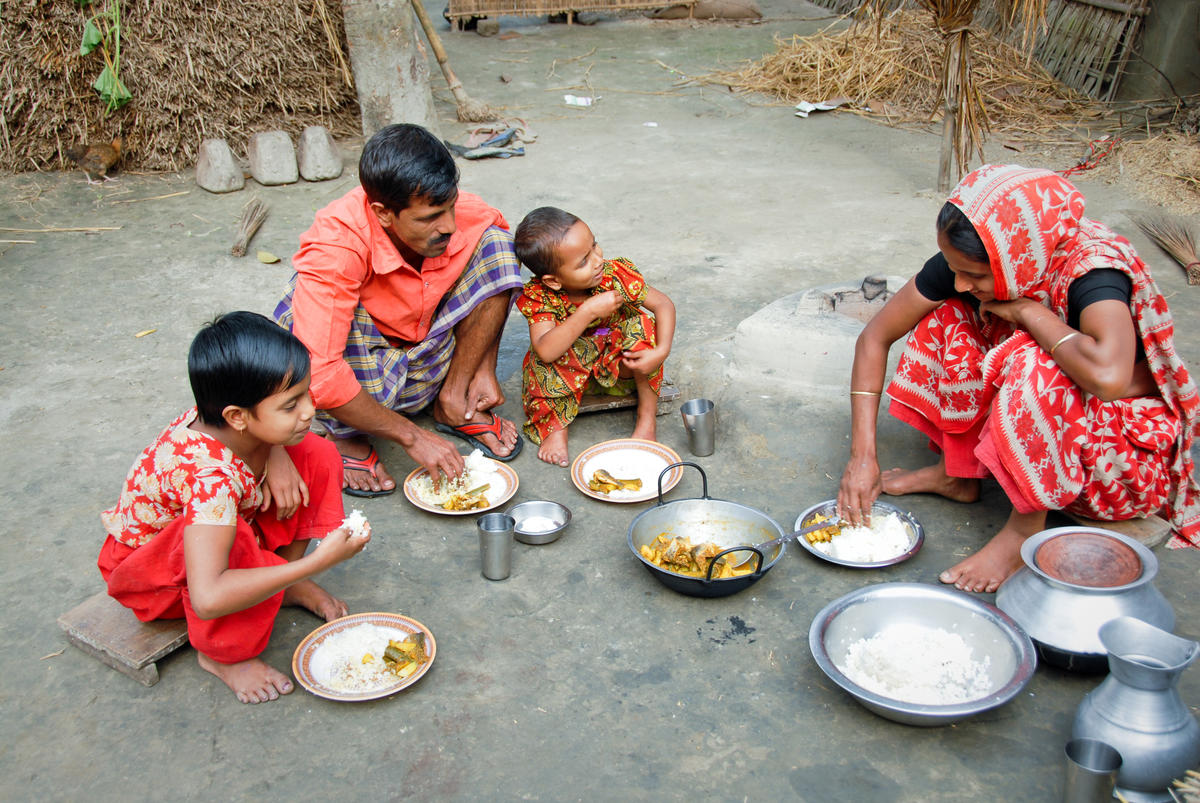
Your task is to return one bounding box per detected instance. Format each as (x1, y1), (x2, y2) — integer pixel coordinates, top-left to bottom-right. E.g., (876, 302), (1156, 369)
(402, 458), (519, 516)
(292, 612), (436, 702)
(570, 439), (683, 503)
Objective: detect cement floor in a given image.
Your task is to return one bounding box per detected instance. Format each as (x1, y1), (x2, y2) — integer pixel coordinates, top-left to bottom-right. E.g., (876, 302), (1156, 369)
(2, 2), (1199, 800)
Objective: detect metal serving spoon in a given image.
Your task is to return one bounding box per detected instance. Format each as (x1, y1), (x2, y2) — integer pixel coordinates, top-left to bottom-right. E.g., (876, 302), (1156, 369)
(718, 518), (845, 568)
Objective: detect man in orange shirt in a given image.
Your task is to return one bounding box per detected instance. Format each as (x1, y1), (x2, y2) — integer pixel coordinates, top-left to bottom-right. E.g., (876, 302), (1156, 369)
(274, 124), (523, 497)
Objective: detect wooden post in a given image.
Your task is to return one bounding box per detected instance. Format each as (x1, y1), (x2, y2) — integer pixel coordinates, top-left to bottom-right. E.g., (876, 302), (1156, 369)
(342, 0), (439, 136)
(937, 33), (962, 194)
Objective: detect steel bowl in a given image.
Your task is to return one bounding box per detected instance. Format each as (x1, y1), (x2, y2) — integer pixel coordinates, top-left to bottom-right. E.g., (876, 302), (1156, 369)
(995, 526), (1174, 673)
(793, 499), (924, 568)
(809, 583), (1037, 726)
(507, 500), (572, 545)
(627, 462), (786, 598)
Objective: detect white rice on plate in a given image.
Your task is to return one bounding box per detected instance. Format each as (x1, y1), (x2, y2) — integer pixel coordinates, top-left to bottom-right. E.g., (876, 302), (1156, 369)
(812, 512), (912, 562)
(411, 449), (504, 507)
(309, 623), (414, 693)
(839, 622), (994, 705)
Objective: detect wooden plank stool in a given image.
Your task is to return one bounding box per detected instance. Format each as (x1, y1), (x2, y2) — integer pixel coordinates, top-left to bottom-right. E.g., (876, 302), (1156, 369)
(576, 377), (681, 418)
(1062, 511), (1173, 549)
(58, 591), (188, 687)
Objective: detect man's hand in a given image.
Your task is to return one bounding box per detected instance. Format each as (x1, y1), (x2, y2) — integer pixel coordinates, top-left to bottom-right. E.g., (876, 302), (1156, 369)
(405, 428), (466, 485)
(262, 446), (309, 519)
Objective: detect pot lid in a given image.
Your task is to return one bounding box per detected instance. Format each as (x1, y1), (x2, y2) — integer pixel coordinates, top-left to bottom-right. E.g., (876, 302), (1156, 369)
(1034, 531), (1142, 588)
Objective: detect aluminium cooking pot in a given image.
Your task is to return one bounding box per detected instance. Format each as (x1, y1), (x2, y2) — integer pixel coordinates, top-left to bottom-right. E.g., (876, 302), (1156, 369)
(627, 462), (787, 598)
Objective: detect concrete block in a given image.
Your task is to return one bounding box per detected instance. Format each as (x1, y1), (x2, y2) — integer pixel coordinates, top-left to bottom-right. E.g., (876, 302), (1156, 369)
(297, 126), (343, 181)
(195, 138), (244, 193)
(476, 18), (500, 36)
(247, 130), (298, 186)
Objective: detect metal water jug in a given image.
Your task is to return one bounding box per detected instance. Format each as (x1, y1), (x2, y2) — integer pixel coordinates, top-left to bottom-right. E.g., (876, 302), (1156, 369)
(1072, 616), (1200, 802)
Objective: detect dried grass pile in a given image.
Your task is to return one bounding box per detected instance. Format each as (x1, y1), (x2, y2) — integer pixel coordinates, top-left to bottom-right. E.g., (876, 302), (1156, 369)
(0, 0), (360, 175)
(700, 9), (1091, 137)
(1091, 133), (1200, 218)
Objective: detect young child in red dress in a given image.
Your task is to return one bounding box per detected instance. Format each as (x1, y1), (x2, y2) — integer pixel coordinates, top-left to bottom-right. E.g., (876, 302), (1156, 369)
(97, 311), (370, 704)
(514, 207), (676, 466)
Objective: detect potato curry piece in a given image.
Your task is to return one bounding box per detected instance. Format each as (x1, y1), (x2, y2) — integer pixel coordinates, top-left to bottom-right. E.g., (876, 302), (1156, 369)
(380, 631), (429, 679)
(804, 513), (842, 544)
(639, 534), (756, 579)
(441, 483), (490, 511)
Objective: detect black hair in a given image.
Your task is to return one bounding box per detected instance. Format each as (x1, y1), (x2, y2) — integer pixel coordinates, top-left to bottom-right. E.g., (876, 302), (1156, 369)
(514, 206), (581, 277)
(358, 124), (459, 213)
(188, 311), (311, 427)
(936, 202), (990, 264)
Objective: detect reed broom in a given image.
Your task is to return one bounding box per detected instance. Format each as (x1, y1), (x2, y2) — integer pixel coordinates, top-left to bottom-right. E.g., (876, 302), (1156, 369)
(231, 197), (269, 257)
(1135, 214), (1200, 286)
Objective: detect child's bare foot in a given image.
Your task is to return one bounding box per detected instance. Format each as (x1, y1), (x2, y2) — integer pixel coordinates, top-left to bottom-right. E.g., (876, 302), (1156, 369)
(283, 578), (348, 622)
(198, 653), (294, 704)
(939, 509), (1045, 593)
(538, 428), (569, 467)
(881, 463), (980, 503)
(631, 409), (657, 442)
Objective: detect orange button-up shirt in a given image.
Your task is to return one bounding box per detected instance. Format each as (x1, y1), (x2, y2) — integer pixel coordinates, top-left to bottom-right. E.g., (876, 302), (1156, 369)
(289, 187), (507, 409)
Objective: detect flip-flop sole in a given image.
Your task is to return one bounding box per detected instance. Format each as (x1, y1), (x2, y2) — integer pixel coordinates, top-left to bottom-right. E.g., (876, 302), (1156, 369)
(435, 421), (524, 462)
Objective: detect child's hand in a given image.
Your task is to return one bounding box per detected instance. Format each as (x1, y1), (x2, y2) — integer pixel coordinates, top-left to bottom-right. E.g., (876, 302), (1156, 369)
(622, 345), (667, 375)
(312, 523), (371, 567)
(262, 446), (309, 519)
(582, 290), (622, 320)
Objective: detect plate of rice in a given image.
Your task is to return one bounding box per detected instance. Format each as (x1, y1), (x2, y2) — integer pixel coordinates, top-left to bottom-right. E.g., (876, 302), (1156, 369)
(403, 449), (518, 515)
(793, 499), (924, 568)
(292, 612), (436, 702)
(569, 438), (683, 503)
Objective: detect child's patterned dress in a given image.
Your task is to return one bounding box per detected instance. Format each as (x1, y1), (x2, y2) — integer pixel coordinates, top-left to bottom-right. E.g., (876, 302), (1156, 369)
(516, 257), (664, 444)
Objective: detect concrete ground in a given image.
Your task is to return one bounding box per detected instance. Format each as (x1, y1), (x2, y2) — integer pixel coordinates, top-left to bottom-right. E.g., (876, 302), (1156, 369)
(3, 2), (1199, 800)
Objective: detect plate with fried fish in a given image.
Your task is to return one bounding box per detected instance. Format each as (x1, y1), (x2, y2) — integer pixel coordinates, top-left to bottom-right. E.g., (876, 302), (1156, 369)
(570, 438), (682, 503)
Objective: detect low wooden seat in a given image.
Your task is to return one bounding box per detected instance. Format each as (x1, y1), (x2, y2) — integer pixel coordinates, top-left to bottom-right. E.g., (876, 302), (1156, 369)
(577, 377), (680, 418)
(58, 591), (188, 687)
(1061, 512), (1172, 549)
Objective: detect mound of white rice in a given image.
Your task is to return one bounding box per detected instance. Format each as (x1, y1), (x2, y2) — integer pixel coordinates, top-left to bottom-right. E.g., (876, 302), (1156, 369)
(310, 623), (413, 693)
(840, 622), (994, 705)
(813, 511), (912, 562)
(411, 449), (503, 506)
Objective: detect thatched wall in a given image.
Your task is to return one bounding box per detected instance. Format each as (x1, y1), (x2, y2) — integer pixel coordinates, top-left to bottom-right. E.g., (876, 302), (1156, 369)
(0, 0), (361, 174)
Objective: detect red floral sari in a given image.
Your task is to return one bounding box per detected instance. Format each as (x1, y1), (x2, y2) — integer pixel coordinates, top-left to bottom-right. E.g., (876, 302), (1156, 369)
(887, 165), (1200, 546)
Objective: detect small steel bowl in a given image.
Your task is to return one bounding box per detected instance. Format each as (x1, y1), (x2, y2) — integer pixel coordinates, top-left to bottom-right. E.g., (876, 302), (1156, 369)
(809, 583), (1037, 727)
(507, 500), (572, 545)
(794, 499), (924, 568)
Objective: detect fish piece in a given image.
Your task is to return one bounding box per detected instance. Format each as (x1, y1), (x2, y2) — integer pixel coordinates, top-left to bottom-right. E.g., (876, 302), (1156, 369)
(593, 469), (643, 491)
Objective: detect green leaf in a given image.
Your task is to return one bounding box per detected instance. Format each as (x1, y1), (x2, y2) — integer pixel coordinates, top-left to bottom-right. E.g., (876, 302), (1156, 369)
(80, 19), (103, 55)
(93, 66), (132, 112)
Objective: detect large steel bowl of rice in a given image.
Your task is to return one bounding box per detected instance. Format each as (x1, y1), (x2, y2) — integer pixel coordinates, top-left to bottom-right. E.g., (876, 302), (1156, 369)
(809, 583), (1036, 726)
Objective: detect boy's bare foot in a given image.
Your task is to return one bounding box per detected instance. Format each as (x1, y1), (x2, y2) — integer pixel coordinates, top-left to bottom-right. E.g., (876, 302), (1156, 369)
(335, 437), (395, 495)
(537, 427), (569, 467)
(881, 463), (980, 503)
(198, 653), (294, 704)
(283, 578), (348, 621)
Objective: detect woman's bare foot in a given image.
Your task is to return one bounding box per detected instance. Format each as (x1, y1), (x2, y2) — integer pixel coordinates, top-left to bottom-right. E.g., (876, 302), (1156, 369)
(335, 437), (395, 495)
(283, 578), (348, 621)
(198, 653), (294, 704)
(538, 427), (569, 467)
(939, 509), (1045, 593)
(881, 462), (980, 503)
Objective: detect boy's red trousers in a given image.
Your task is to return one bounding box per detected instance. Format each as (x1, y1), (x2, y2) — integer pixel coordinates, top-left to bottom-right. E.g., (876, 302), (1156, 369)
(97, 433), (344, 663)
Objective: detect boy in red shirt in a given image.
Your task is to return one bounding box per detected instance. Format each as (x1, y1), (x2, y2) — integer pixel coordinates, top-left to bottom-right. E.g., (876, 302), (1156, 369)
(98, 312), (370, 703)
(514, 207), (676, 466)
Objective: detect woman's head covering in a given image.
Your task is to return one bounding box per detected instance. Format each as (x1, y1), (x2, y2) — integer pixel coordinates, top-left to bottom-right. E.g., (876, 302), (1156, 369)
(949, 164), (1200, 545)
(946, 164), (1087, 301)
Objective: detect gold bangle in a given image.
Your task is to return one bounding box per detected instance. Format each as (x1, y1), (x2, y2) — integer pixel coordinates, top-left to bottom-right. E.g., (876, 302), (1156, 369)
(1049, 331), (1080, 356)
(849, 390), (882, 396)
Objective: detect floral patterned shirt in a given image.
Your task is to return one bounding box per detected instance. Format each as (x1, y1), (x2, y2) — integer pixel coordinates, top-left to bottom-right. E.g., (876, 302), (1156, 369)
(100, 408), (262, 547)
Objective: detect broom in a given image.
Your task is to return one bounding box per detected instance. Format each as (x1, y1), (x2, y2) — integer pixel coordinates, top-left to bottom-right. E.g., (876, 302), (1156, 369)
(409, 0), (499, 122)
(230, 197), (269, 257)
(1134, 214), (1200, 286)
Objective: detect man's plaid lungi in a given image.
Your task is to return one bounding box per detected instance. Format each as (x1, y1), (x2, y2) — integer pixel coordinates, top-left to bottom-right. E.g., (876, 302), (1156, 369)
(274, 225), (523, 438)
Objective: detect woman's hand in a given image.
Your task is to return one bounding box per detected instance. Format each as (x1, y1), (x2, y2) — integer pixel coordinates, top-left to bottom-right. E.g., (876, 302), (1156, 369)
(979, 297), (1040, 325)
(838, 453), (882, 527)
(262, 446), (309, 520)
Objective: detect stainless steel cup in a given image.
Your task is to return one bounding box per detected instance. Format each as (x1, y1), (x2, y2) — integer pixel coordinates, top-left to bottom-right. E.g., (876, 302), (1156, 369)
(477, 513), (515, 581)
(680, 398), (715, 457)
(1063, 738), (1121, 803)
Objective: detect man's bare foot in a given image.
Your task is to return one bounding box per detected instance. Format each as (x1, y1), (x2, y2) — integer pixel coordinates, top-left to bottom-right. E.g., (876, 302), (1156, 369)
(283, 578), (348, 621)
(939, 528), (1028, 593)
(198, 653), (294, 704)
(881, 463), (980, 503)
(335, 437), (395, 495)
(537, 427), (569, 467)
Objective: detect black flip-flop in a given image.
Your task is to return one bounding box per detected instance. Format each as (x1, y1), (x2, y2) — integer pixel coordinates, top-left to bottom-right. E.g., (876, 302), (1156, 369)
(434, 412), (524, 462)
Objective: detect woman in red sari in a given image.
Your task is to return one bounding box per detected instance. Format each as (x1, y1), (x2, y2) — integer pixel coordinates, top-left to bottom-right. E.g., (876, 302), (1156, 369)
(838, 164), (1200, 592)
